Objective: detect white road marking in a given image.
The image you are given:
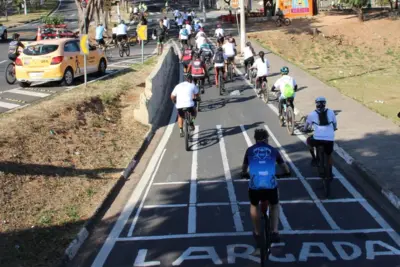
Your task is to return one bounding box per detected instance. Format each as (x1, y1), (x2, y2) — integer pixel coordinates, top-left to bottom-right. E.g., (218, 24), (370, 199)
(198, 179), (225, 183)
(153, 181), (189, 185)
(240, 124), (252, 146)
(8, 88), (50, 98)
(188, 126), (199, 234)
(264, 124), (340, 230)
(216, 125), (244, 232)
(117, 228), (395, 241)
(0, 101), (20, 109)
(143, 204), (187, 208)
(0, 60), (7, 64)
(197, 202), (231, 207)
(90, 108), (177, 266)
(306, 176), (338, 180)
(279, 206), (292, 230)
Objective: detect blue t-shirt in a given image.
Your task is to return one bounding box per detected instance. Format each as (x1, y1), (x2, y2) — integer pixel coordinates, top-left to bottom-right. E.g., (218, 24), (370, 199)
(95, 26), (105, 40)
(243, 142), (284, 190)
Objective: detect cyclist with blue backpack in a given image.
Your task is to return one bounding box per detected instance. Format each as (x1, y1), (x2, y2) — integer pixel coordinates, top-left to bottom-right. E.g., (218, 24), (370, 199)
(179, 25), (190, 46)
(242, 128), (290, 245)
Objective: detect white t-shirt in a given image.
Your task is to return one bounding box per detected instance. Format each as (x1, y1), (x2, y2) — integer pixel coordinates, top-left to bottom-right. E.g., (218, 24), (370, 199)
(252, 57), (270, 77)
(306, 109), (337, 141)
(112, 27), (118, 34)
(273, 75), (297, 95)
(116, 24), (127, 35)
(174, 10), (180, 17)
(179, 28), (189, 40)
(244, 46), (254, 60)
(183, 12), (188, 19)
(215, 28), (224, 37)
(196, 36), (206, 48)
(177, 17), (183, 25)
(133, 7), (138, 13)
(171, 82), (199, 109)
(185, 24), (192, 34)
(163, 19), (170, 29)
(196, 31), (206, 39)
(222, 42), (235, 57)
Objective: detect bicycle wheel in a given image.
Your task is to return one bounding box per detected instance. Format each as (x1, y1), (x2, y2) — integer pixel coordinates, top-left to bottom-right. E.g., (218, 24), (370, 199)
(228, 64), (232, 81)
(5, 62), (16, 85)
(286, 106), (295, 135)
(275, 19), (282, 27)
(259, 213), (268, 267)
(125, 43), (131, 56)
(118, 44), (124, 57)
(200, 79), (204, 94)
(284, 18), (291, 26)
(261, 81), (269, 104)
(219, 72), (223, 95)
(185, 114), (190, 151)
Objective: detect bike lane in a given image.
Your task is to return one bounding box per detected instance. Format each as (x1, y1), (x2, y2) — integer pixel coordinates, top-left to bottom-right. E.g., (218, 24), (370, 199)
(85, 42), (400, 267)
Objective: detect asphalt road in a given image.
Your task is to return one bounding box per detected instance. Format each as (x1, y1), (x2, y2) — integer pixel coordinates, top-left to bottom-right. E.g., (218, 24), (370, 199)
(0, 0), (178, 113)
(70, 36), (400, 267)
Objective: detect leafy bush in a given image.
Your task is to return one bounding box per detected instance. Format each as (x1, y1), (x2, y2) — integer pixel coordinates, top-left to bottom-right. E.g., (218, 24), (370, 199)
(40, 14), (65, 25)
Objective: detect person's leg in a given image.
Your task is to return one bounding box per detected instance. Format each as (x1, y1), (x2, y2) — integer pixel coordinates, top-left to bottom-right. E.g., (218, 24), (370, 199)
(278, 96), (284, 117)
(177, 109), (184, 137)
(307, 136), (317, 164)
(215, 67), (219, 86)
(326, 141), (334, 178)
(250, 203), (260, 235)
(268, 188), (281, 242)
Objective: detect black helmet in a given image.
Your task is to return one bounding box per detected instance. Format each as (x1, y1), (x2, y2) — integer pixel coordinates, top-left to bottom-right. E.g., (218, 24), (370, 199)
(217, 47), (223, 52)
(246, 41), (251, 46)
(186, 74), (193, 82)
(315, 96), (327, 110)
(13, 33), (20, 40)
(280, 66), (289, 75)
(258, 51), (265, 57)
(254, 128), (268, 142)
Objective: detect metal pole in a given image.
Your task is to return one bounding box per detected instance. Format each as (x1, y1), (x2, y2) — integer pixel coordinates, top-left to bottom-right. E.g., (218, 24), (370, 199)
(84, 54), (87, 86)
(202, 0), (206, 22)
(23, 0), (27, 15)
(239, 0), (246, 54)
(141, 39), (144, 63)
(236, 9), (239, 36)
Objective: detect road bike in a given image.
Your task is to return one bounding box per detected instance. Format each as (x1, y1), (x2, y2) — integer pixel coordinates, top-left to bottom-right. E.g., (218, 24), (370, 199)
(5, 61), (16, 85)
(280, 97), (296, 135)
(97, 39), (114, 59)
(256, 76), (269, 103)
(275, 17), (291, 27)
(118, 38), (130, 57)
(241, 171), (291, 266)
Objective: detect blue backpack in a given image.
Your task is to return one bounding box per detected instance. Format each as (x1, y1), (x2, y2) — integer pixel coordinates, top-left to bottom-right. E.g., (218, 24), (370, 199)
(181, 28), (188, 36)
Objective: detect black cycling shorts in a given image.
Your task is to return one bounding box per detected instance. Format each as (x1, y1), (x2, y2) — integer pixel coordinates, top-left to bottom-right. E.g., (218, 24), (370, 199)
(177, 106), (196, 118)
(96, 38), (105, 45)
(8, 54), (17, 62)
(181, 39), (188, 45)
(117, 34), (128, 42)
(307, 136), (334, 155)
(248, 187), (279, 206)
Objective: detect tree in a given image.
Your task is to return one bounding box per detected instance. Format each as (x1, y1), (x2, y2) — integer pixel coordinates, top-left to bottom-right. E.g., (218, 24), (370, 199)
(75, 0), (105, 33)
(340, 0), (368, 21)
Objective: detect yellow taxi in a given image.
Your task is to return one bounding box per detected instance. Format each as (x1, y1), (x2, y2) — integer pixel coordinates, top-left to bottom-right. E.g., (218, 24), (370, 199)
(15, 38), (108, 87)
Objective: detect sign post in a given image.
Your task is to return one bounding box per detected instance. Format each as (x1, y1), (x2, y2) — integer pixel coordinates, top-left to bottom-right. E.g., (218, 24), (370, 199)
(137, 25), (148, 63)
(80, 34), (89, 86)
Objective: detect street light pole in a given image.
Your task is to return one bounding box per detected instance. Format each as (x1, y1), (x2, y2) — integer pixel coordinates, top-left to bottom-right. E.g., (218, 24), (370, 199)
(24, 0), (27, 15)
(239, 0), (246, 54)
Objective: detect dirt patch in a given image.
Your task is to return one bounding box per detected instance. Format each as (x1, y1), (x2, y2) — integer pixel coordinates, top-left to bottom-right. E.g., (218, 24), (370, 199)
(248, 14), (400, 124)
(0, 57), (157, 267)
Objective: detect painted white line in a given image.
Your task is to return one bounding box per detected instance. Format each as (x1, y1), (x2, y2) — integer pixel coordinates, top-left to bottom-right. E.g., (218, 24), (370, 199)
(239, 200), (313, 205)
(197, 202), (231, 207)
(264, 124), (340, 230)
(128, 148), (166, 236)
(306, 176), (338, 180)
(279, 205), (292, 230)
(8, 88), (50, 98)
(153, 181), (189, 185)
(143, 204), (187, 208)
(216, 125), (244, 232)
(91, 108), (178, 267)
(117, 228), (394, 241)
(0, 60), (7, 64)
(277, 177), (298, 181)
(322, 198), (365, 203)
(197, 179), (226, 184)
(0, 101), (20, 109)
(188, 125), (199, 234)
(240, 124), (253, 147)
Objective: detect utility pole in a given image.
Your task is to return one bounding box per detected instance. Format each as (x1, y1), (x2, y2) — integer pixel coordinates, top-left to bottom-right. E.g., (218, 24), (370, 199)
(23, 0), (27, 15)
(202, 0), (206, 22)
(239, 0), (246, 54)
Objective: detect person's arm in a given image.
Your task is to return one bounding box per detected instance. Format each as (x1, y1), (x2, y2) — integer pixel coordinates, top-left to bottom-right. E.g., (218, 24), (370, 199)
(193, 85), (199, 99)
(271, 78), (280, 91)
(331, 110), (338, 130)
(241, 148), (250, 174)
(18, 41), (25, 49)
(293, 78), (298, 91)
(187, 63), (192, 73)
(276, 151), (290, 175)
(303, 112), (313, 132)
(170, 87), (177, 103)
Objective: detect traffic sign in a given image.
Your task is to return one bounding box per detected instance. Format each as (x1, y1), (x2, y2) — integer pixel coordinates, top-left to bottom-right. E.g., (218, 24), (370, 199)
(137, 25), (147, 40)
(231, 0), (239, 9)
(80, 34), (89, 55)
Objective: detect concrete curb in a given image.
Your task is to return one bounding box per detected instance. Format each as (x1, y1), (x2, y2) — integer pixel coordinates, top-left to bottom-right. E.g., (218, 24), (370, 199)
(250, 38), (400, 211)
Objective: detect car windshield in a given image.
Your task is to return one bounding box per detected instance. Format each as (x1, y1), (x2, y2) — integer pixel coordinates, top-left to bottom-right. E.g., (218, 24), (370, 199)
(23, 44), (59, 56)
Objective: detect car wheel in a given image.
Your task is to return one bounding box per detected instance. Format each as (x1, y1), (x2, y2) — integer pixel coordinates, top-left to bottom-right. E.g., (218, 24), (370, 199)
(60, 67), (74, 86)
(19, 81), (31, 88)
(97, 58), (107, 76)
(2, 30), (7, 40)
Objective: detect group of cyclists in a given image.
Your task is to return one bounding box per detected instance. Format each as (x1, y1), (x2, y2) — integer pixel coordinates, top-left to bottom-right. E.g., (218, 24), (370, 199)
(171, 22), (338, 246)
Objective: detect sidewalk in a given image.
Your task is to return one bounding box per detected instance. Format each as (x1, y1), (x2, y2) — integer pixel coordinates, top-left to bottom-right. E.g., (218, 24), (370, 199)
(245, 38), (400, 210)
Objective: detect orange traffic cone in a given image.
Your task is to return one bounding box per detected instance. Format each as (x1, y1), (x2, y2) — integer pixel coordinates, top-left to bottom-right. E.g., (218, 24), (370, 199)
(37, 27), (41, 41)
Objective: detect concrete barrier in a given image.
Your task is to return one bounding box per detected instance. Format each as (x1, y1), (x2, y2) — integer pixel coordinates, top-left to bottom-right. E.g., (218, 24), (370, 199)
(134, 40), (182, 128)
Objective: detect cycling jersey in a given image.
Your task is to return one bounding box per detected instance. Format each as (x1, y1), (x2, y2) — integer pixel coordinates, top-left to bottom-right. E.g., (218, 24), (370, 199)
(117, 24), (127, 35)
(244, 46), (254, 60)
(305, 109), (337, 141)
(243, 142), (284, 190)
(185, 24), (192, 35)
(215, 28), (224, 37)
(182, 49), (192, 61)
(189, 60), (206, 76)
(273, 75), (297, 99)
(8, 40), (24, 55)
(222, 42), (235, 57)
(179, 28), (189, 40)
(252, 57), (270, 77)
(171, 81), (199, 109)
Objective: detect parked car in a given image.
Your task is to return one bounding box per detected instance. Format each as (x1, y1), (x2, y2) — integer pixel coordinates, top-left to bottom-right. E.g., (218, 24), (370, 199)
(0, 23), (8, 40)
(15, 38), (107, 87)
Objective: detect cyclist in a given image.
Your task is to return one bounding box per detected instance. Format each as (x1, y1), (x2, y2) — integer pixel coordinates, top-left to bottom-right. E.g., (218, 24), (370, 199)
(222, 37), (236, 77)
(173, 9), (180, 21)
(185, 20), (193, 40)
(8, 33), (25, 62)
(226, 34), (237, 47)
(95, 23), (105, 47)
(176, 15), (184, 29)
(241, 128), (290, 245)
(199, 41), (213, 62)
(116, 20), (128, 44)
(195, 31), (207, 50)
(170, 74), (199, 137)
(187, 52), (208, 93)
(213, 46), (226, 87)
(111, 23), (118, 44)
(179, 24), (190, 46)
(163, 16), (170, 34)
(156, 19), (167, 55)
(244, 42), (256, 79)
(214, 24), (224, 44)
(181, 44), (194, 73)
(271, 66), (298, 120)
(195, 27), (206, 39)
(276, 8), (284, 20)
(303, 97), (337, 174)
(193, 19), (201, 32)
(250, 51), (270, 96)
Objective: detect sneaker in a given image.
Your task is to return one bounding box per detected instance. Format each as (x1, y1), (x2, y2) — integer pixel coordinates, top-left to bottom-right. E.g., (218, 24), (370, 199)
(270, 232), (280, 243)
(179, 129), (184, 137)
(253, 232), (261, 248)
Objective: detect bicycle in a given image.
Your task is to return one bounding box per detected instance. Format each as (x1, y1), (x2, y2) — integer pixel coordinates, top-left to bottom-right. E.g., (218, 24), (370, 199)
(226, 59), (234, 82)
(241, 171), (291, 266)
(182, 108), (194, 151)
(280, 97), (296, 135)
(5, 61), (16, 85)
(117, 38), (130, 57)
(193, 76), (205, 95)
(275, 17), (291, 27)
(255, 76), (269, 103)
(216, 67), (225, 95)
(97, 40), (114, 59)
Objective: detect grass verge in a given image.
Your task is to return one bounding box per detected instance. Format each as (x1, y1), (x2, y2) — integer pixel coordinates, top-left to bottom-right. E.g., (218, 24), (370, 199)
(0, 57), (157, 267)
(248, 28), (400, 124)
(0, 0), (59, 28)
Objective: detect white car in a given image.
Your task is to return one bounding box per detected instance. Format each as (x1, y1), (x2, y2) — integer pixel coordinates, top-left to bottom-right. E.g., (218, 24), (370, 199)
(0, 24), (7, 40)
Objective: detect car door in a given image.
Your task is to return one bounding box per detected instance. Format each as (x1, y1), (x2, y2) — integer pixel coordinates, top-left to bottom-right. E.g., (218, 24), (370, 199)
(64, 41), (84, 77)
(73, 40), (99, 74)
